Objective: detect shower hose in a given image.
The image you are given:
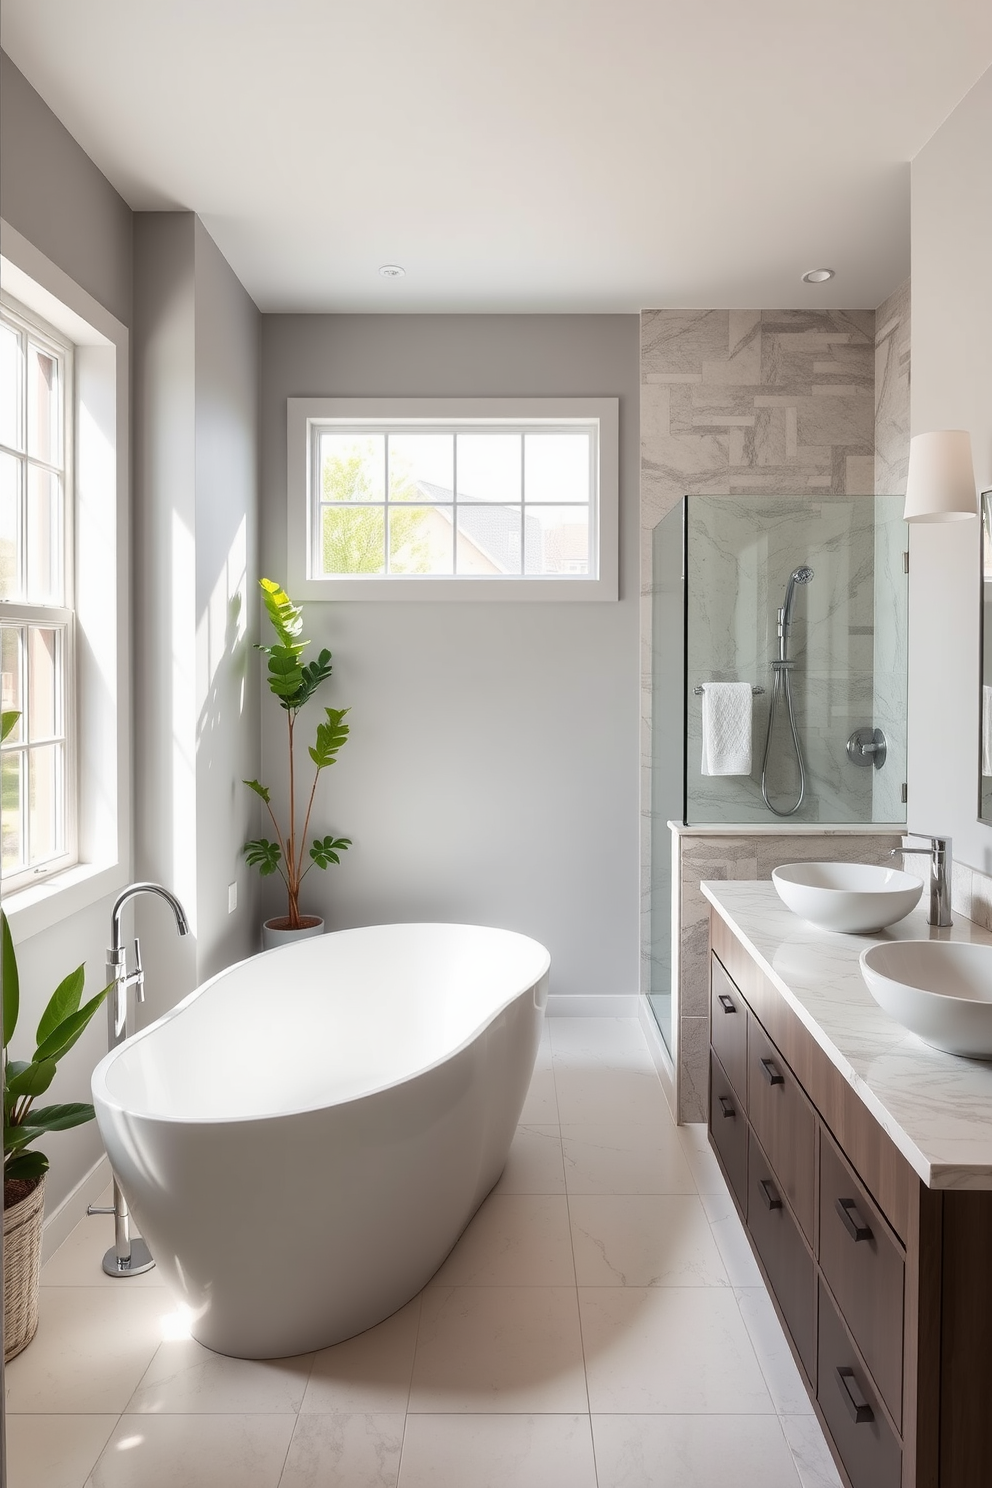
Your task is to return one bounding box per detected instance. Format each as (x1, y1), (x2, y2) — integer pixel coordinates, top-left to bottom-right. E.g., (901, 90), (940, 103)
(760, 661), (807, 817)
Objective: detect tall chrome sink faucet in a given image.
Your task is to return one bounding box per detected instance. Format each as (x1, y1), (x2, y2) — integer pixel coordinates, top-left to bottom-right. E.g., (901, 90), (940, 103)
(892, 834), (952, 928)
(88, 881), (190, 1277)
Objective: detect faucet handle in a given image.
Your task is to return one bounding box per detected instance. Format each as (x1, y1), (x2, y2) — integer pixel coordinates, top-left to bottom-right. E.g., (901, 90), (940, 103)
(132, 937), (145, 1003)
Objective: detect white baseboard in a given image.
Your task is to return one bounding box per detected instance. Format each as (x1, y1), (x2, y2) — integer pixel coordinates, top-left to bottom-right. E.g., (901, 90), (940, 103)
(546, 994), (640, 1017)
(42, 1154), (111, 1264)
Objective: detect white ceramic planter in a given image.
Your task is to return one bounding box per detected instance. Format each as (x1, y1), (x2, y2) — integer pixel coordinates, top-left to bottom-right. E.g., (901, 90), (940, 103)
(261, 916), (324, 952)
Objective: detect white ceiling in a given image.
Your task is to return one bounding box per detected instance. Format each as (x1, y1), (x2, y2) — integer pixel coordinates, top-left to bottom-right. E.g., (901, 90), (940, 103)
(3, 0), (992, 313)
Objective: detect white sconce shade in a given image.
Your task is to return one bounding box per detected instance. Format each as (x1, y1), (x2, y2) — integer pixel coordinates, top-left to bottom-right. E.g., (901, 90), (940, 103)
(903, 429), (977, 522)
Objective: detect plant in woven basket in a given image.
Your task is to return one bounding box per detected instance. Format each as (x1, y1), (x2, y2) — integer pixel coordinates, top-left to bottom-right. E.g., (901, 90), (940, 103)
(3, 908), (111, 1209)
(243, 579), (352, 931)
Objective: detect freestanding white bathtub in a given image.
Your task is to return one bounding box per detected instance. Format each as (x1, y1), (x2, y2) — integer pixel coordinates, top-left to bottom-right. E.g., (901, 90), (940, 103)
(91, 922), (550, 1359)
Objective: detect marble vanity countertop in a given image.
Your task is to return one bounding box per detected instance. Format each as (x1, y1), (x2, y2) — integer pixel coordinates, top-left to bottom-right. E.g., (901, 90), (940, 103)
(702, 880), (992, 1191)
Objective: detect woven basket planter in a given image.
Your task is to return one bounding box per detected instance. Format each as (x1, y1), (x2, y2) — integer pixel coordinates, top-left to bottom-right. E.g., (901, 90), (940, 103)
(3, 1175), (46, 1362)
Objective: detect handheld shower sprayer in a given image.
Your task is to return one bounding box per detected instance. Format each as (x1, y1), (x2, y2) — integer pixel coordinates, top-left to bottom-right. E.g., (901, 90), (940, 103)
(763, 564), (815, 816)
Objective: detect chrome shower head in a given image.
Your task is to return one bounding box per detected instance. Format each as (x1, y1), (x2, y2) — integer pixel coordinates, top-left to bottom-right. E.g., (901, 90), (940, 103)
(778, 564), (815, 661)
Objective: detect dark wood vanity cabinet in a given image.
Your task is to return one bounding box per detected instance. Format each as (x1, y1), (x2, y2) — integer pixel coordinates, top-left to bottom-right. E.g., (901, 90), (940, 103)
(707, 909), (992, 1488)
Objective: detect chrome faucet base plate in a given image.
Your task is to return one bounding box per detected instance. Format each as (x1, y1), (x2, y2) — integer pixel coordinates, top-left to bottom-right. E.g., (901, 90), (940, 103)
(101, 1237), (156, 1277)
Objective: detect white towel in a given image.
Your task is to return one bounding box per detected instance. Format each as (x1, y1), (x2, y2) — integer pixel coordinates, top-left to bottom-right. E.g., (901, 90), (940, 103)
(983, 686), (992, 776)
(700, 683), (753, 776)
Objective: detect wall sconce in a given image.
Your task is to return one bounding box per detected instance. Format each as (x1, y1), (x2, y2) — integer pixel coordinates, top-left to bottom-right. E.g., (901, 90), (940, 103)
(904, 429), (977, 522)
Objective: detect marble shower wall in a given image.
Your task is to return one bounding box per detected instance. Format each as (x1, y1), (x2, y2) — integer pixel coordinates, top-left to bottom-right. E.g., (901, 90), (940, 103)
(640, 308), (877, 994)
(874, 279), (911, 497)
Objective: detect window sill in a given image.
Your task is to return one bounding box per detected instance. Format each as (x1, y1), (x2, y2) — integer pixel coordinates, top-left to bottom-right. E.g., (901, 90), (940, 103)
(2, 860), (129, 942)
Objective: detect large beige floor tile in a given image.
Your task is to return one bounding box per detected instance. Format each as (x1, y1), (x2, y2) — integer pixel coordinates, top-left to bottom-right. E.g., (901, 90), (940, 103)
(278, 1413), (404, 1488)
(561, 1123), (695, 1195)
(780, 1415), (844, 1488)
(5, 1413), (118, 1488)
(735, 1286), (814, 1416)
(553, 1066), (669, 1126)
(85, 1413), (296, 1488)
(519, 1065), (559, 1123)
(431, 1195), (575, 1287)
(410, 1286), (587, 1413)
(579, 1286), (773, 1414)
(548, 1018), (656, 1069)
(302, 1297), (421, 1414)
(5, 1287), (172, 1413)
(399, 1413), (597, 1488)
(676, 1124), (730, 1195)
(569, 1195), (730, 1287)
(494, 1125), (565, 1195)
(592, 1413), (802, 1488)
(701, 1191), (765, 1285)
(127, 1336), (314, 1414)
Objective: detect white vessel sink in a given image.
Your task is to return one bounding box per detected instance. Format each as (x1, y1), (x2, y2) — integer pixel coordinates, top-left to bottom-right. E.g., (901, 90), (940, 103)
(771, 861), (924, 934)
(860, 941), (992, 1058)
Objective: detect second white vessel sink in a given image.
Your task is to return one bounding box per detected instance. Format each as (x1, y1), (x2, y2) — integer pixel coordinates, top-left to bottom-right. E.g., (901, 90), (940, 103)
(860, 941), (992, 1058)
(771, 861), (924, 934)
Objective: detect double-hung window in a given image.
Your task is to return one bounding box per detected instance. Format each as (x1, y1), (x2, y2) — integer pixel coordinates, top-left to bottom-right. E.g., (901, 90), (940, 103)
(0, 298), (74, 888)
(287, 398), (618, 600)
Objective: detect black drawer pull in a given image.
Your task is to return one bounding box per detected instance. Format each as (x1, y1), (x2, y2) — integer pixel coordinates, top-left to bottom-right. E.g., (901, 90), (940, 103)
(836, 1366), (875, 1425)
(836, 1196), (873, 1243)
(718, 993), (736, 1014)
(758, 1178), (782, 1210)
(718, 1096), (735, 1119)
(760, 1057), (784, 1086)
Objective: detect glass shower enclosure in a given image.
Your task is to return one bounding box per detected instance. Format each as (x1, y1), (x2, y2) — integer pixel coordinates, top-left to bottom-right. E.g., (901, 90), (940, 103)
(648, 493), (908, 1053)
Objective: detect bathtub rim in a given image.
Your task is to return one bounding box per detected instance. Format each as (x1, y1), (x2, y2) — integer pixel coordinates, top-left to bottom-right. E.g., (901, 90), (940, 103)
(91, 920), (550, 1126)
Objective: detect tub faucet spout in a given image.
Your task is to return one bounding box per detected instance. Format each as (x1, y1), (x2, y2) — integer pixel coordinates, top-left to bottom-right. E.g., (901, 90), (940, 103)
(88, 881), (190, 1278)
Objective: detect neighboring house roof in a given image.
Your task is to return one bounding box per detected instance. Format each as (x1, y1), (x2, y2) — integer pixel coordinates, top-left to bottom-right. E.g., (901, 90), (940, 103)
(414, 480), (543, 574)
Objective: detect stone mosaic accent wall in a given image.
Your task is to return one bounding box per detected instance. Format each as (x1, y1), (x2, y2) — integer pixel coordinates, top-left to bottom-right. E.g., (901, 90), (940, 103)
(874, 279), (911, 499)
(676, 830), (902, 1122)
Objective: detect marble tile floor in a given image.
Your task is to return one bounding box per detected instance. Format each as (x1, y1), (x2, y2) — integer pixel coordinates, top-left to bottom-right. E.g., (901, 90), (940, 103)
(5, 1018), (843, 1488)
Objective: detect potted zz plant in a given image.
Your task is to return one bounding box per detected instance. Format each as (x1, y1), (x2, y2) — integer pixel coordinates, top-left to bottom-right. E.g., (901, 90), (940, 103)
(244, 579), (352, 949)
(3, 909), (111, 1360)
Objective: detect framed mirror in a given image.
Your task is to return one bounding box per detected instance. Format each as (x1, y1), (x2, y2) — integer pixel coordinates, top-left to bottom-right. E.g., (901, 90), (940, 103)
(980, 490), (992, 821)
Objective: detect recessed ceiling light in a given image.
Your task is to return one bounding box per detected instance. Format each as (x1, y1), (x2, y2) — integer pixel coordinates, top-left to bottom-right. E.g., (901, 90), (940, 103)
(801, 268), (835, 284)
(379, 264), (405, 278)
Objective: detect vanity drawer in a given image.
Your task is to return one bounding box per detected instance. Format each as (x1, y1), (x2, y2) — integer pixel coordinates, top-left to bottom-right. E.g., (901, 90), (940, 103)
(817, 1280), (901, 1488)
(711, 954), (747, 1104)
(819, 1133), (904, 1427)
(747, 1015), (816, 1241)
(747, 1133), (815, 1379)
(709, 1050), (746, 1210)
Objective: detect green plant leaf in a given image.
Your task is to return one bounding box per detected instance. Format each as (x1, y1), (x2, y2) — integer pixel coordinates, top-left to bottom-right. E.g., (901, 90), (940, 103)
(5, 1058), (56, 1099)
(260, 578), (305, 647)
(36, 964), (85, 1048)
(4, 1124), (43, 1151)
(309, 835), (352, 869)
(0, 709), (19, 743)
(308, 707), (351, 769)
(243, 838), (282, 876)
(33, 985), (111, 1064)
(243, 779), (271, 804)
(293, 648), (333, 709)
(2, 908), (19, 1048)
(20, 1102), (96, 1132)
(4, 1149), (49, 1181)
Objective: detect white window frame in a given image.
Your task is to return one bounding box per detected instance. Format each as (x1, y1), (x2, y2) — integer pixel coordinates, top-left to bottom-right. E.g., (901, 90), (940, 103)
(287, 398), (619, 601)
(0, 222), (130, 939)
(0, 296), (77, 891)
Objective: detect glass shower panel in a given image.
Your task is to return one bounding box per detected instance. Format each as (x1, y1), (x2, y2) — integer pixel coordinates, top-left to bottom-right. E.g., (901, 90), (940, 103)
(684, 494), (907, 826)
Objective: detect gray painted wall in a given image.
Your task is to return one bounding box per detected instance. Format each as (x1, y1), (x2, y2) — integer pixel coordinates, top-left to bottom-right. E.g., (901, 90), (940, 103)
(132, 213), (261, 1020)
(259, 314), (640, 999)
(910, 65), (992, 875)
(0, 51), (132, 328)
